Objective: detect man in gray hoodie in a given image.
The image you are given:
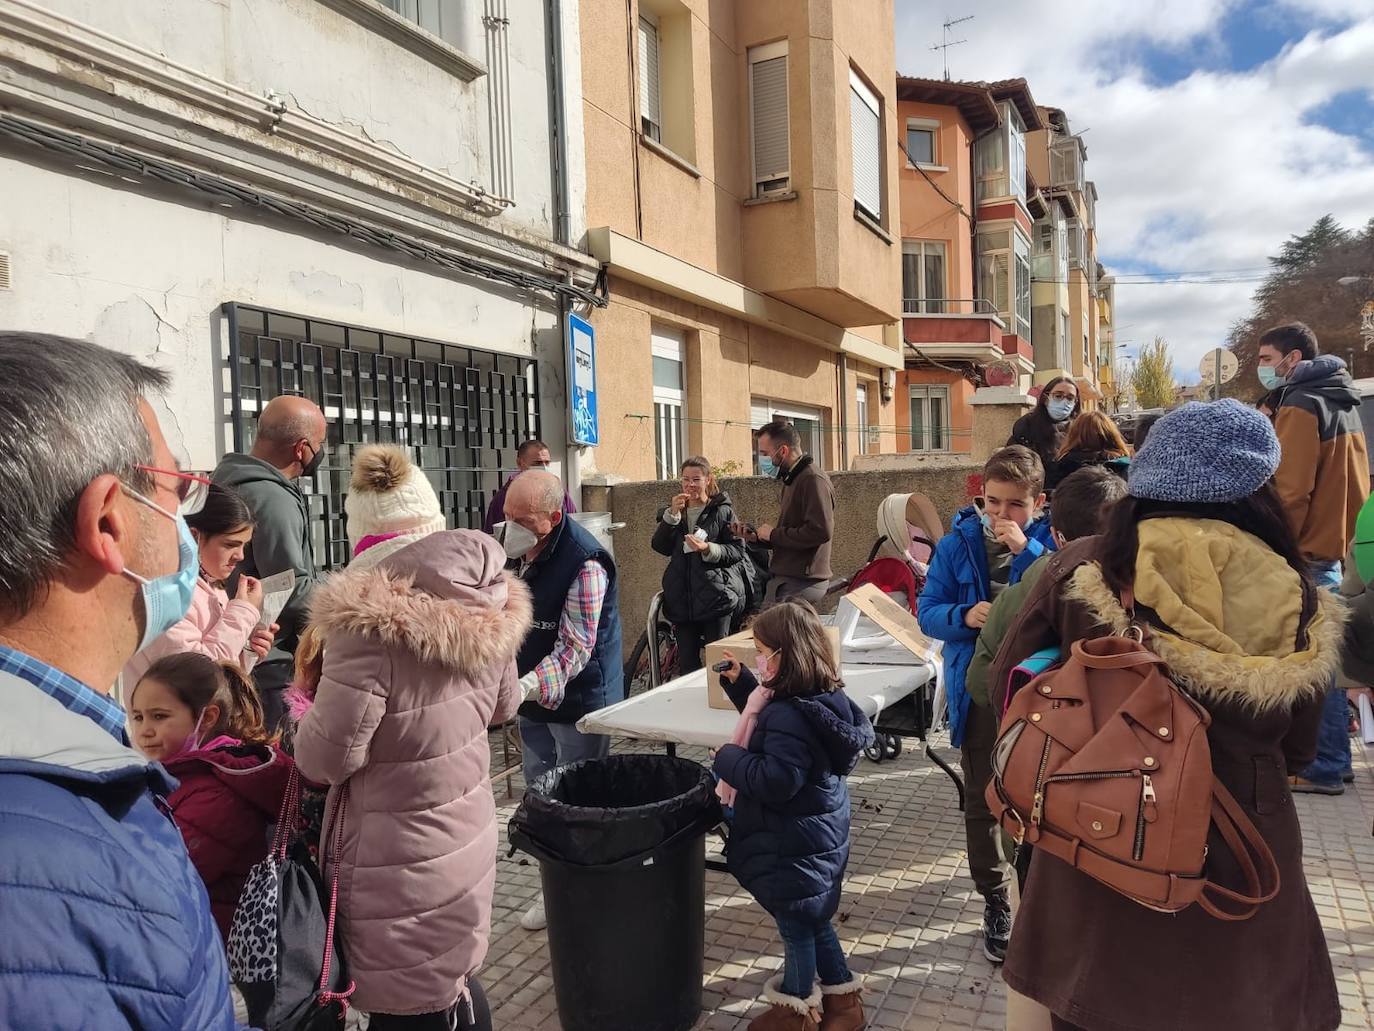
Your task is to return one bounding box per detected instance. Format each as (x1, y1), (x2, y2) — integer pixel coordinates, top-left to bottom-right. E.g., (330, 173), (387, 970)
(213, 395), (327, 729)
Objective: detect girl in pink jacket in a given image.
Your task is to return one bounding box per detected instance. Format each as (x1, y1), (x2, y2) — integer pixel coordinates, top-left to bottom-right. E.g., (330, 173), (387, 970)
(293, 445), (531, 1031)
(124, 484), (278, 687)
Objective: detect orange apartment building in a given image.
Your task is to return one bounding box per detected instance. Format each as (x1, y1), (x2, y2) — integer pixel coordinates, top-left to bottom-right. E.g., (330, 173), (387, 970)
(578, 0), (904, 483)
(894, 77), (1041, 456)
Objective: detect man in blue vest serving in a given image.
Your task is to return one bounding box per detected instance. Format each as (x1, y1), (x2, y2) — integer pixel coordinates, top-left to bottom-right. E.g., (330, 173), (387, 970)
(500, 469), (624, 932)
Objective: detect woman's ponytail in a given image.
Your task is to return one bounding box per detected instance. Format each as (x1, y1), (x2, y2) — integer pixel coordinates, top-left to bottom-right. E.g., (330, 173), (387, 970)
(216, 661), (273, 745)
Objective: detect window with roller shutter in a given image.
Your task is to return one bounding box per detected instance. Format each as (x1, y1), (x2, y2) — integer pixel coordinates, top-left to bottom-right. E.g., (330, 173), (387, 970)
(638, 15), (662, 142)
(849, 68), (882, 220)
(749, 41), (790, 196)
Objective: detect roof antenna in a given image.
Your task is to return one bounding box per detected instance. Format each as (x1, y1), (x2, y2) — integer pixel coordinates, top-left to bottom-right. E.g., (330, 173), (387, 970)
(930, 15), (974, 81)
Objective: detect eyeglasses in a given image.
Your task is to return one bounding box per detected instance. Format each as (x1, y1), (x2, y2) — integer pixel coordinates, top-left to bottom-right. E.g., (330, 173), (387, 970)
(136, 465), (213, 514)
(1047, 392), (1077, 402)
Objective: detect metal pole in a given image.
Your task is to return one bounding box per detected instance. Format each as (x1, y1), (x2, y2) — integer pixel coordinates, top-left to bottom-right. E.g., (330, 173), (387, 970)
(1215, 348), (1222, 401)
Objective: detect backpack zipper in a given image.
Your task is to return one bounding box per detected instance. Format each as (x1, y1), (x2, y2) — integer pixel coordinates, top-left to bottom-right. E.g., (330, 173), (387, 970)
(1134, 774), (1157, 861)
(1029, 735), (1054, 826)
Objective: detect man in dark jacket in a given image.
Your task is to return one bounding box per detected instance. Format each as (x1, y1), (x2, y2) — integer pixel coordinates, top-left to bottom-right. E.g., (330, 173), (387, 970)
(501, 470), (623, 931)
(213, 394), (327, 731)
(1258, 322), (1371, 794)
(481, 439), (577, 534)
(0, 333), (242, 1029)
(738, 420), (835, 606)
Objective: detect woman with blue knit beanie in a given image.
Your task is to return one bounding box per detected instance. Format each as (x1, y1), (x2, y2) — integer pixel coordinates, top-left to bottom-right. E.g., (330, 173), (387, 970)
(987, 399), (1342, 1031)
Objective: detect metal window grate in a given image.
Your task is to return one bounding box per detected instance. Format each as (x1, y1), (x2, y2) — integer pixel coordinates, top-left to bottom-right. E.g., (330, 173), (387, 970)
(224, 303), (540, 570)
(0, 251), (10, 290)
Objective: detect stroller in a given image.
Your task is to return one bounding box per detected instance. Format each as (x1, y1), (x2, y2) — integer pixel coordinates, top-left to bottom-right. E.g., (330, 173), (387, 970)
(844, 491), (941, 613)
(840, 493), (965, 803)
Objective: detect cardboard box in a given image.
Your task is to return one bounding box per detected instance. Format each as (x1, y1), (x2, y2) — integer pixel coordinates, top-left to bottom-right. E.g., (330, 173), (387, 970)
(843, 584), (938, 663)
(702, 626), (842, 711)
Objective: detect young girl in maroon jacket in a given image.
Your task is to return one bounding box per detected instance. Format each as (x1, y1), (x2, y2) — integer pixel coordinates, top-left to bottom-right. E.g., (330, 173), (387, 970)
(128, 651), (293, 940)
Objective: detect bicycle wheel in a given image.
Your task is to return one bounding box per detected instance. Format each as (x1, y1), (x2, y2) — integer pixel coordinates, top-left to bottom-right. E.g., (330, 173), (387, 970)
(624, 631), (652, 696)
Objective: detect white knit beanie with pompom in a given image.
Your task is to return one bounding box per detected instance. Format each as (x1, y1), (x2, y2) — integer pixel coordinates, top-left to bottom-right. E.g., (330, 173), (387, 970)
(345, 445), (447, 557)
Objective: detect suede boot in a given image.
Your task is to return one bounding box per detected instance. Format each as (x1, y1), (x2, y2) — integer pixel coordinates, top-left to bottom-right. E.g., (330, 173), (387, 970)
(748, 976), (822, 1031)
(820, 977), (865, 1031)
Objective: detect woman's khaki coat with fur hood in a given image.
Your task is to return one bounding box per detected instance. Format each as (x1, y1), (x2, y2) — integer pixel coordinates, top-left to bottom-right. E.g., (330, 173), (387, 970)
(989, 521), (1344, 1031)
(293, 530), (531, 1017)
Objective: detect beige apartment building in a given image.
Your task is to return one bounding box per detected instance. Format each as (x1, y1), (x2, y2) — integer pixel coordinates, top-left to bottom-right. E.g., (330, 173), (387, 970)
(578, 0), (903, 483)
(1026, 106), (1108, 403)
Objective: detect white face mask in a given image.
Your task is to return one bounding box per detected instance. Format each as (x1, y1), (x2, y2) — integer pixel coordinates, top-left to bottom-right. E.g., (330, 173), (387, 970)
(494, 520), (540, 560)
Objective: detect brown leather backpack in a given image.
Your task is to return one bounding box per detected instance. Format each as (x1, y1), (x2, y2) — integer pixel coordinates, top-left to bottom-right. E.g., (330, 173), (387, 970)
(986, 631), (1281, 920)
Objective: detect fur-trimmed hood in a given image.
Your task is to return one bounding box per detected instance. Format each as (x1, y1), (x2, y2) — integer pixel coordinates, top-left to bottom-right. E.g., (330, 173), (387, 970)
(309, 529), (532, 676)
(1064, 518), (1346, 713)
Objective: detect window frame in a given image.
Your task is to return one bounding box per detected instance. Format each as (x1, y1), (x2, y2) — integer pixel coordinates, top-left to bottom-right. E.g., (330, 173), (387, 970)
(908, 384), (951, 453)
(751, 398), (825, 472)
(638, 13), (663, 143)
(855, 383), (870, 456)
(748, 40), (791, 197)
(905, 117), (941, 169)
(651, 325), (685, 480)
(901, 239), (948, 314)
(849, 68), (883, 222)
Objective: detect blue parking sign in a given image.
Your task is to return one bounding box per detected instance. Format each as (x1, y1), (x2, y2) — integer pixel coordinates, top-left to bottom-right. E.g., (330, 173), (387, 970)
(568, 313), (598, 446)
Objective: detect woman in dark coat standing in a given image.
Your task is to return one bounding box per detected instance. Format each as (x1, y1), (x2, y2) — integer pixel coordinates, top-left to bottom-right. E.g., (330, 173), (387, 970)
(1046, 410), (1131, 491)
(988, 400), (1342, 1031)
(1009, 376), (1081, 485)
(652, 456), (747, 674)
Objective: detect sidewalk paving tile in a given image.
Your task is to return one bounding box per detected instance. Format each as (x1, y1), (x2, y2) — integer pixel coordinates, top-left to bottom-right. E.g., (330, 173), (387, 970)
(480, 733), (1374, 1030)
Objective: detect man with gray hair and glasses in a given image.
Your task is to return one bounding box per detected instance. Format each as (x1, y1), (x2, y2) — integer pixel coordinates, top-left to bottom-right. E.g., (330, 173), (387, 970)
(0, 332), (244, 1029)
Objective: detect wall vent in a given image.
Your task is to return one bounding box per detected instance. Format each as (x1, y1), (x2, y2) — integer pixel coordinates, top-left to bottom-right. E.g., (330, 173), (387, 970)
(0, 252), (10, 290)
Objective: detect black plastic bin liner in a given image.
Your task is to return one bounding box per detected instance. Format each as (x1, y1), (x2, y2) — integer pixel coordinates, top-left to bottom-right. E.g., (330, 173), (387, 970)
(508, 754), (720, 868)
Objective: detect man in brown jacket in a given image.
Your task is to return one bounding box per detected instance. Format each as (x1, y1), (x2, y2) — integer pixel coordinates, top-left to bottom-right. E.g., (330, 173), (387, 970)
(1258, 321), (1371, 794)
(736, 420), (835, 606)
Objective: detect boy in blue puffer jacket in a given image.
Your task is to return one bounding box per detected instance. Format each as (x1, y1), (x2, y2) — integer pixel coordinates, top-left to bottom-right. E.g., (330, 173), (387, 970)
(917, 444), (1054, 965)
(713, 601), (875, 1031)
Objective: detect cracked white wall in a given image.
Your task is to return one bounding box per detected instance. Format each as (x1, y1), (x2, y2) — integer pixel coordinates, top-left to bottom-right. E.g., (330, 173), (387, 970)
(0, 156), (569, 472)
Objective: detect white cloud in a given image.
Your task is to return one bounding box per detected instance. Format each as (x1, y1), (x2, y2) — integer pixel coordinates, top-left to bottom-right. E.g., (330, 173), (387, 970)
(895, 1), (1374, 384)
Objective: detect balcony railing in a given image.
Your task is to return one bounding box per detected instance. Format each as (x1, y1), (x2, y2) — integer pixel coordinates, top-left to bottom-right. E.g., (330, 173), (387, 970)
(902, 297), (1001, 318)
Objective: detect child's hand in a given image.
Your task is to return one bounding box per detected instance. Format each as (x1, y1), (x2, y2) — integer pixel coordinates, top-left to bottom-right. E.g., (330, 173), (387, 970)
(993, 517), (1028, 555)
(964, 601), (992, 629)
(248, 622), (278, 659)
(719, 651), (742, 683)
(237, 575), (264, 609)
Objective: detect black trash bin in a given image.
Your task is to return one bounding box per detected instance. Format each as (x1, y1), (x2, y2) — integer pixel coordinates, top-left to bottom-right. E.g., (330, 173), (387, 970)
(508, 754), (721, 1031)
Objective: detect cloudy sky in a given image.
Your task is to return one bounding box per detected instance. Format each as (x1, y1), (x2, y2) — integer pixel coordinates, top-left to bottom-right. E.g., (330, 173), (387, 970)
(895, 0), (1374, 384)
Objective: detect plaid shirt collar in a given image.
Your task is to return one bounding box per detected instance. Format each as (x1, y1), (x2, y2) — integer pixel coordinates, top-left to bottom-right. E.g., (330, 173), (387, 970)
(0, 644), (128, 743)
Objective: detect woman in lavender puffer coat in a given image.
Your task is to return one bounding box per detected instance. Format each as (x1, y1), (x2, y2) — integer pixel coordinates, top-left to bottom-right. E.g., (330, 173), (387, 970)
(292, 446), (531, 1031)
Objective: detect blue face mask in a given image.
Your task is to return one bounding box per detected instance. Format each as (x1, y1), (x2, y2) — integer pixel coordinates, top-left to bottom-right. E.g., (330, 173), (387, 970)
(1258, 366), (1287, 390)
(1046, 398), (1076, 422)
(758, 455), (777, 478)
(122, 487), (199, 651)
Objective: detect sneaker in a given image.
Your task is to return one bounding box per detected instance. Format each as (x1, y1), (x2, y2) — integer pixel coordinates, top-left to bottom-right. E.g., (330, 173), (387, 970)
(981, 890), (1011, 964)
(520, 901), (547, 931)
(1290, 775), (1344, 796)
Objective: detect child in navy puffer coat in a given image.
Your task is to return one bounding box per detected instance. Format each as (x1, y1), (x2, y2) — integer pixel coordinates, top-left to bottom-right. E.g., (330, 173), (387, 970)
(713, 600), (874, 1031)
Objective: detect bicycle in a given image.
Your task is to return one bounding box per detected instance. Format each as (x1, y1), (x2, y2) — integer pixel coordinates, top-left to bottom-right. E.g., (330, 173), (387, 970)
(622, 592), (678, 696)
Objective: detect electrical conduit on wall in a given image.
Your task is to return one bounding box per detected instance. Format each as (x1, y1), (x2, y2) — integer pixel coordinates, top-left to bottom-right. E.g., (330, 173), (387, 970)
(484, 0), (516, 203)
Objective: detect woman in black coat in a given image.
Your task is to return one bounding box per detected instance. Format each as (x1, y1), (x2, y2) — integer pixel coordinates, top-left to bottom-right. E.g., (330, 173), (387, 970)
(1008, 375), (1081, 484)
(651, 456), (747, 674)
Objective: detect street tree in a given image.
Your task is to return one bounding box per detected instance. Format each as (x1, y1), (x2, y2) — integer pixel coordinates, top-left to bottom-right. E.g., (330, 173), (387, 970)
(1224, 215), (1374, 399)
(1132, 337), (1177, 409)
